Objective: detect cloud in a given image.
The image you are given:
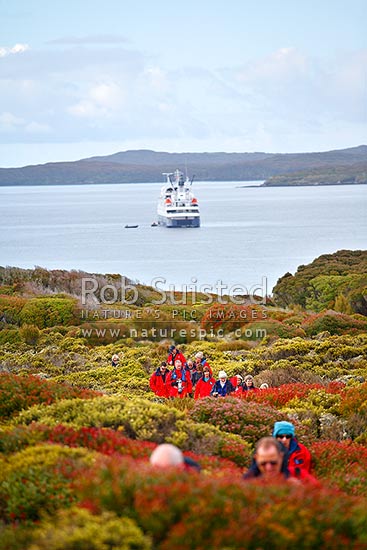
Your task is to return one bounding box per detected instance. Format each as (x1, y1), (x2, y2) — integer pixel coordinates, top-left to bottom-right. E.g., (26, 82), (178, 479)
(0, 43), (29, 57)
(0, 41), (365, 154)
(47, 35), (129, 45)
(0, 111), (25, 130)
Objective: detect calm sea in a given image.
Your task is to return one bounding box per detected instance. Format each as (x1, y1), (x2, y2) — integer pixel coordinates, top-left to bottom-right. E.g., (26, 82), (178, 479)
(0, 182), (366, 294)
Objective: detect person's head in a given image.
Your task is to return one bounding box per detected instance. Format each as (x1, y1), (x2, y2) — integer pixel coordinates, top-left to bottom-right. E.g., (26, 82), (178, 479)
(195, 352), (203, 364)
(112, 354), (119, 361)
(254, 437), (285, 479)
(260, 383), (269, 390)
(236, 374), (243, 384)
(272, 421), (295, 450)
(202, 366), (211, 379)
(186, 359), (194, 369)
(159, 361), (167, 372)
(174, 359), (182, 369)
(244, 375), (254, 387)
(150, 444), (184, 467)
(169, 345), (176, 353)
(218, 370), (227, 382)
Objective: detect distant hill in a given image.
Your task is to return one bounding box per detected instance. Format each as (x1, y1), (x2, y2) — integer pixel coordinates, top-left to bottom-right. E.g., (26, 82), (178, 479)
(0, 145), (366, 186)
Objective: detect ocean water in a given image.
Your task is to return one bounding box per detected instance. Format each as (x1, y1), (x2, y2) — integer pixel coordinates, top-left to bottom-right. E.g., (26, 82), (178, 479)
(0, 181), (366, 294)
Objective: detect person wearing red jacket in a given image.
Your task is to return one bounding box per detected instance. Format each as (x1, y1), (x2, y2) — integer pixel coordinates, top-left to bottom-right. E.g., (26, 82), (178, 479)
(230, 374), (245, 397)
(272, 421), (312, 473)
(194, 365), (216, 398)
(149, 362), (170, 398)
(166, 360), (192, 398)
(167, 345), (186, 367)
(243, 437), (319, 485)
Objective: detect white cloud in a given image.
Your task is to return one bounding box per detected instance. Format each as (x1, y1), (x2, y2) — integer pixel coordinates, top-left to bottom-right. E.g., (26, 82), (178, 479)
(0, 41), (365, 156)
(0, 111), (25, 130)
(67, 82), (125, 118)
(0, 43), (29, 57)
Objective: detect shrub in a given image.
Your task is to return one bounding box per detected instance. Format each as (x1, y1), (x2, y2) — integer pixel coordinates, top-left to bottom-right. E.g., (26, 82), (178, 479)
(0, 328), (21, 344)
(302, 311), (367, 336)
(0, 294), (27, 325)
(311, 440), (367, 496)
(78, 455), (367, 549)
(28, 507), (152, 550)
(0, 444), (95, 522)
(0, 373), (100, 419)
(189, 397), (283, 445)
(19, 324), (41, 345)
(20, 297), (79, 329)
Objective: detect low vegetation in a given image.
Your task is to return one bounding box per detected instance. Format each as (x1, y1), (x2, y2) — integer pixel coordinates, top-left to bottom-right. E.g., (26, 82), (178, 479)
(0, 252), (366, 548)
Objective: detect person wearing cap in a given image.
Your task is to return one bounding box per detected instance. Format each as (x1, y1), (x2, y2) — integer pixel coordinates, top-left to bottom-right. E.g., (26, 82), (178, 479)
(167, 345), (186, 367)
(194, 364), (216, 398)
(272, 421), (312, 473)
(210, 370), (235, 397)
(149, 361), (170, 398)
(166, 359), (192, 398)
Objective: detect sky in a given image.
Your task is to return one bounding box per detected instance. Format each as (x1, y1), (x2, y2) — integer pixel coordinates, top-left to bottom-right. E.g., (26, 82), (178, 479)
(0, 0), (366, 167)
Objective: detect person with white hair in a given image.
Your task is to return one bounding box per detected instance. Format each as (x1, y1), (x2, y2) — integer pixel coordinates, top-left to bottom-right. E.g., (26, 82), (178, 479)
(150, 444), (201, 472)
(111, 354), (120, 367)
(194, 351), (210, 370)
(150, 444), (184, 467)
(210, 370), (235, 397)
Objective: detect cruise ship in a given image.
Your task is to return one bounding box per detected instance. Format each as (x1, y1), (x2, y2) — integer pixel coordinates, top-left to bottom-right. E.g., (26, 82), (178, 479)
(157, 169), (200, 227)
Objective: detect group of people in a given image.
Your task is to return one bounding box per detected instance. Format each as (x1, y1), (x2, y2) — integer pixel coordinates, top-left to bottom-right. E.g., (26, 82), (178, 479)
(150, 420), (317, 484)
(149, 345), (268, 399)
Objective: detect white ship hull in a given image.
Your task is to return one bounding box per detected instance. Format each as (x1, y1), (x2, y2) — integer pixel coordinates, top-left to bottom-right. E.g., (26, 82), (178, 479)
(157, 213), (200, 228)
(157, 169), (201, 228)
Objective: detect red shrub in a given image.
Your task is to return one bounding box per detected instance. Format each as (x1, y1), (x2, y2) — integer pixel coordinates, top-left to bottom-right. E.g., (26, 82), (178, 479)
(311, 440), (367, 496)
(0, 373), (101, 419)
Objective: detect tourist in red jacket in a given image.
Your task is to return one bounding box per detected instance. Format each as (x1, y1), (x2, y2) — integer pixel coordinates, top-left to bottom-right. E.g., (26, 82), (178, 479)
(243, 437), (319, 485)
(167, 345), (186, 367)
(272, 421), (312, 473)
(194, 365), (216, 398)
(149, 362), (170, 398)
(166, 360), (192, 398)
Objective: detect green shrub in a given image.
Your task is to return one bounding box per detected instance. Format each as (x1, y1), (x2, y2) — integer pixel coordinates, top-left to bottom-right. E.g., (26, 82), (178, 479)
(0, 294), (27, 325)
(19, 324), (41, 345)
(302, 311), (367, 336)
(0, 444), (95, 522)
(28, 507), (151, 550)
(20, 297), (79, 329)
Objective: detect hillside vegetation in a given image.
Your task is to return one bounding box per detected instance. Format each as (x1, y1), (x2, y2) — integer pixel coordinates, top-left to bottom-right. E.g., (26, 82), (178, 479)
(0, 145), (366, 185)
(273, 249), (367, 314)
(1, 251), (367, 548)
